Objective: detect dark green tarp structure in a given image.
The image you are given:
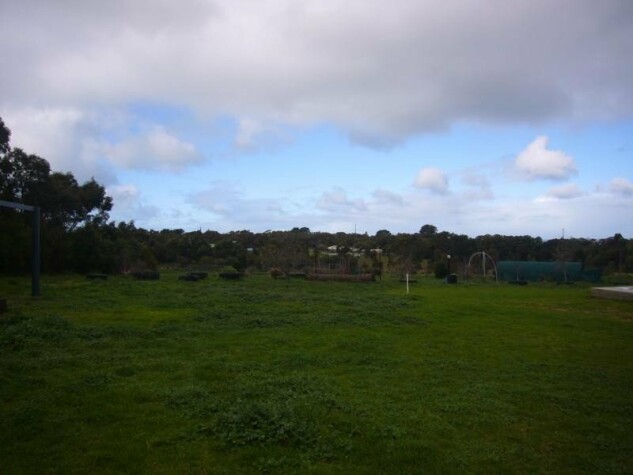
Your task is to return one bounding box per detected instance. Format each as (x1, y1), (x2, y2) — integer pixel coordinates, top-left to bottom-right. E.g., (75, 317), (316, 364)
(497, 261), (602, 283)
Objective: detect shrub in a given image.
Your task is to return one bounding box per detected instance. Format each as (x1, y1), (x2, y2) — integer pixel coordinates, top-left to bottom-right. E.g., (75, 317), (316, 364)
(131, 270), (160, 280)
(219, 266), (243, 280)
(178, 272), (208, 282)
(306, 273), (375, 282)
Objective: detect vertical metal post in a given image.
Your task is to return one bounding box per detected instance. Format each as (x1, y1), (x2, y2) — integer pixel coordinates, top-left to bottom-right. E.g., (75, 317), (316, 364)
(31, 206), (41, 296)
(0, 200), (41, 296)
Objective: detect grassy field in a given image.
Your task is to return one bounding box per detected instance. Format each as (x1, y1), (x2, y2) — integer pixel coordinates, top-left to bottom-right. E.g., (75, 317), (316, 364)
(0, 273), (631, 474)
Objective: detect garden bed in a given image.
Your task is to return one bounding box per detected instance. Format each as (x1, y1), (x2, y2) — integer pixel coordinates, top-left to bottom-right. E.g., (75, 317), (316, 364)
(306, 273), (375, 282)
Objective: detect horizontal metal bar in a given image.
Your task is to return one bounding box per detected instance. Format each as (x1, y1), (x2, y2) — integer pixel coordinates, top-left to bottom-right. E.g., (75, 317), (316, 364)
(0, 199), (36, 212)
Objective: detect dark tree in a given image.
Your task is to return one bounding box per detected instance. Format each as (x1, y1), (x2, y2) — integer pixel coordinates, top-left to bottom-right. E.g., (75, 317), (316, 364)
(374, 229), (392, 248)
(43, 173), (111, 231)
(0, 117), (10, 154)
(419, 224), (438, 236)
(0, 148), (51, 203)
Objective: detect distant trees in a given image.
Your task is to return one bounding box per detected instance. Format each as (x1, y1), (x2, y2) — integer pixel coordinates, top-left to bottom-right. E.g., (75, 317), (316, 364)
(1, 115), (631, 277)
(208, 227), (630, 276)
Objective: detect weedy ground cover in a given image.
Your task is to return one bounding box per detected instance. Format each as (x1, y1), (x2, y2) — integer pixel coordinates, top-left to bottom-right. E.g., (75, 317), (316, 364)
(0, 273), (631, 473)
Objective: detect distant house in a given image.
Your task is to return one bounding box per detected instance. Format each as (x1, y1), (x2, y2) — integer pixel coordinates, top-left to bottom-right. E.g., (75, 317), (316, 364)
(325, 245), (338, 256)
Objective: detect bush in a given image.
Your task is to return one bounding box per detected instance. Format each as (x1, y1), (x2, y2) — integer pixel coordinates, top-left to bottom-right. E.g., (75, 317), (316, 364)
(306, 273), (375, 282)
(219, 266), (243, 280)
(178, 272), (208, 282)
(131, 270), (160, 280)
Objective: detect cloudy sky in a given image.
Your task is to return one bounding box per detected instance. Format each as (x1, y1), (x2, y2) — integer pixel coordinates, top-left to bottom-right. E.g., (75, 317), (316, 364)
(2, 0), (632, 239)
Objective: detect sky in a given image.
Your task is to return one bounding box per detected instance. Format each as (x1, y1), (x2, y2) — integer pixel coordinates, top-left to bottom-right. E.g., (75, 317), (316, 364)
(1, 0), (632, 239)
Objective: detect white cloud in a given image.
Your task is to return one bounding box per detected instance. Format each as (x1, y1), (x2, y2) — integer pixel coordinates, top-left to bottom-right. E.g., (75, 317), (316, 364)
(609, 177), (633, 196)
(107, 184), (160, 223)
(461, 170), (490, 189)
(104, 127), (203, 171)
(460, 169), (493, 201)
(2, 107), (203, 177)
(462, 188), (494, 202)
(190, 184), (245, 217)
(188, 182), (293, 230)
(128, 176), (633, 238)
(234, 118), (266, 149)
(108, 184), (139, 203)
(546, 183), (584, 200)
(232, 117), (292, 151)
(2, 107), (118, 184)
(514, 136), (577, 181)
(414, 167), (449, 194)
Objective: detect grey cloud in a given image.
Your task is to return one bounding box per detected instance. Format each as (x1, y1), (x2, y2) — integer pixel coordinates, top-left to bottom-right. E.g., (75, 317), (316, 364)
(2, 0), (631, 147)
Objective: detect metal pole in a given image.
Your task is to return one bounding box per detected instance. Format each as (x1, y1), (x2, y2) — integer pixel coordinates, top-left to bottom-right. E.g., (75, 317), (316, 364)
(31, 207), (41, 296)
(0, 200), (40, 296)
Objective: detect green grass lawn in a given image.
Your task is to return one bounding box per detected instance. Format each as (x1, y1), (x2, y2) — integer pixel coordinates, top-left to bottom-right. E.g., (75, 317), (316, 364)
(1, 273), (631, 474)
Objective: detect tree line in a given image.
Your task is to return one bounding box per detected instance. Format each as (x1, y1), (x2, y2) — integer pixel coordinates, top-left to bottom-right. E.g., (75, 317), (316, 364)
(1, 116), (632, 277)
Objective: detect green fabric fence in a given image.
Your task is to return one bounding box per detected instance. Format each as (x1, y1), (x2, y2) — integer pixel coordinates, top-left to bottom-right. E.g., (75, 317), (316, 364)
(497, 261), (602, 283)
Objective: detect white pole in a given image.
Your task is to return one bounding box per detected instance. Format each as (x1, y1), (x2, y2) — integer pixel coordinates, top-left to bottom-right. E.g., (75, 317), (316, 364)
(406, 273), (409, 294)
